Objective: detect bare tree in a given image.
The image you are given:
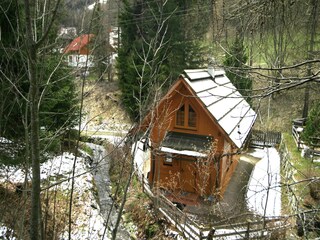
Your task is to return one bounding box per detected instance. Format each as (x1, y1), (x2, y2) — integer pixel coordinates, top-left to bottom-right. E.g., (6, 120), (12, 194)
(110, 1), (175, 238)
(302, 0), (319, 118)
(22, 0), (62, 238)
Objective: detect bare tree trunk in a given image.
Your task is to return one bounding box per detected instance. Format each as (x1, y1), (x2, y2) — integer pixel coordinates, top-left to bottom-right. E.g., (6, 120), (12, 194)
(27, 33), (42, 240)
(18, 102), (31, 240)
(23, 0), (42, 238)
(303, 0), (318, 118)
(111, 155), (134, 240)
(23, 0), (61, 237)
(29, 37), (43, 240)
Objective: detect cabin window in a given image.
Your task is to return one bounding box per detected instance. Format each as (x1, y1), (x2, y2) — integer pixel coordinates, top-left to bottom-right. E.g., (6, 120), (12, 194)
(176, 105), (185, 126)
(175, 103), (197, 129)
(68, 55), (73, 63)
(188, 106), (196, 128)
(164, 153), (173, 165)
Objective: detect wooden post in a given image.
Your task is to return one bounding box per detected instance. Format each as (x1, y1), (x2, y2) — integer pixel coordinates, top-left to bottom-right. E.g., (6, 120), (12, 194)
(142, 174), (145, 193)
(207, 228), (215, 240)
(245, 219), (251, 239)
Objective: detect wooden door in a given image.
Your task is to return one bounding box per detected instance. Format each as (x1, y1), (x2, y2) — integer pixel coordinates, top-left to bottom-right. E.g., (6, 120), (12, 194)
(179, 160), (196, 193)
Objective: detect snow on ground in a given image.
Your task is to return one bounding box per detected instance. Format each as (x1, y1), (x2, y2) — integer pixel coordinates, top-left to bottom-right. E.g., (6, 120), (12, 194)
(0, 137), (13, 143)
(0, 152), (109, 239)
(87, 0), (108, 10)
(132, 140), (151, 179)
(91, 135), (125, 146)
(0, 224), (16, 240)
(246, 148), (281, 217)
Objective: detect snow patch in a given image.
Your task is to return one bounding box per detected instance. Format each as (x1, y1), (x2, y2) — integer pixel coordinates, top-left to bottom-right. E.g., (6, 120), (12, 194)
(0, 152), (110, 239)
(132, 140), (151, 178)
(246, 148), (281, 217)
(0, 137), (13, 144)
(0, 224), (16, 240)
(160, 146), (207, 158)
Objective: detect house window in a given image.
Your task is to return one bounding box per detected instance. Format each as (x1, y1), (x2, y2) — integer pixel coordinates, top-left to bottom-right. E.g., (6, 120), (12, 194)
(175, 103), (197, 129)
(176, 105), (185, 126)
(188, 106), (196, 128)
(164, 153), (173, 165)
(68, 56), (73, 63)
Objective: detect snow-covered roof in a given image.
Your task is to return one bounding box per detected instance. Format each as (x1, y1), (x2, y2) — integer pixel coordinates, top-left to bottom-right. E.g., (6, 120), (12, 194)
(182, 68), (256, 148)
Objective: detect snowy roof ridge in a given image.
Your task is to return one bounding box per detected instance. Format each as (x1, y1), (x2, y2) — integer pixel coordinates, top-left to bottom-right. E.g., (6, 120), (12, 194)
(182, 68), (256, 148)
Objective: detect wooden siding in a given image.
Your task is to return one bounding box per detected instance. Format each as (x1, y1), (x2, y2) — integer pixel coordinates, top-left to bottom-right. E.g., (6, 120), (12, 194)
(152, 152), (218, 196)
(147, 79), (240, 198)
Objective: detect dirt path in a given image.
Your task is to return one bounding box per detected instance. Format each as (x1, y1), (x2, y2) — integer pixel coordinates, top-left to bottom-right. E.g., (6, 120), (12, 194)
(219, 154), (260, 218)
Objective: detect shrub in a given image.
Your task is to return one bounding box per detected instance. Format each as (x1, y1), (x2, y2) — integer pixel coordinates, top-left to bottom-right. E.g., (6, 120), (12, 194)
(302, 102), (320, 146)
(309, 179), (320, 200)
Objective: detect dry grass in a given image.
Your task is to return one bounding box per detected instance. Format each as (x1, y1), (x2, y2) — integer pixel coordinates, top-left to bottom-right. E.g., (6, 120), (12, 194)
(255, 88), (309, 132)
(0, 183), (81, 239)
(82, 80), (131, 128)
(107, 141), (172, 239)
(124, 178), (172, 240)
(252, 75), (320, 132)
(0, 183), (31, 239)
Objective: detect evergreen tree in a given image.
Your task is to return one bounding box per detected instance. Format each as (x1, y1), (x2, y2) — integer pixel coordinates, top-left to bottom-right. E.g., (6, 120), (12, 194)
(117, 0), (209, 120)
(91, 3), (109, 81)
(224, 36), (252, 103)
(0, 0), (79, 141)
(302, 102), (320, 146)
(39, 55), (79, 134)
(0, 55), (79, 141)
(0, 0), (27, 140)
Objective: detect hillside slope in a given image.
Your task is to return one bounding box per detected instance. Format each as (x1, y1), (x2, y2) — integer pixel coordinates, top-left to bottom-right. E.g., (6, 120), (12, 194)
(82, 80), (132, 133)
(253, 81), (320, 132)
(80, 73), (320, 136)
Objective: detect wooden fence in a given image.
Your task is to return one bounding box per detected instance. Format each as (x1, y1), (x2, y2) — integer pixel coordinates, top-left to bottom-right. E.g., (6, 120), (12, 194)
(291, 122), (320, 157)
(292, 124), (304, 150)
(139, 175), (289, 239)
(250, 130), (282, 148)
(279, 139), (299, 215)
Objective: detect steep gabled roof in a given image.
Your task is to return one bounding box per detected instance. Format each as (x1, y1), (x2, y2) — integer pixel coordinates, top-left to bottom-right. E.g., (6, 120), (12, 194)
(181, 68), (256, 148)
(64, 34), (94, 54)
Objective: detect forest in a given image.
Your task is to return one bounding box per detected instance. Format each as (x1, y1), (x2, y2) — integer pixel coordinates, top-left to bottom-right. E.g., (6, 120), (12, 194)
(0, 0), (320, 239)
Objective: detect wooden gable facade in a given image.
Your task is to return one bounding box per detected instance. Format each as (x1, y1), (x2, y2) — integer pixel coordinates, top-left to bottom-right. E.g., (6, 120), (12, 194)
(142, 68), (256, 204)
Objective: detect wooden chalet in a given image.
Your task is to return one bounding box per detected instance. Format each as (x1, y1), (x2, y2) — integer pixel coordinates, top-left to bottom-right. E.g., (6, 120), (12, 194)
(139, 67), (256, 205)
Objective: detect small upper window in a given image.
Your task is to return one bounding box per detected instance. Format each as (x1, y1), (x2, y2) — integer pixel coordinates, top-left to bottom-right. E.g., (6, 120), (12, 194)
(175, 103), (197, 129)
(188, 106), (196, 128)
(176, 105), (185, 126)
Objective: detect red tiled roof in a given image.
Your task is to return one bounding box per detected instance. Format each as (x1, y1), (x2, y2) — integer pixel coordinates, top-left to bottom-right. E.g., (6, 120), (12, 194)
(64, 34), (95, 54)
